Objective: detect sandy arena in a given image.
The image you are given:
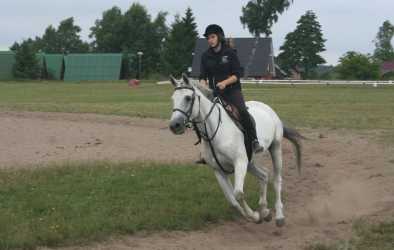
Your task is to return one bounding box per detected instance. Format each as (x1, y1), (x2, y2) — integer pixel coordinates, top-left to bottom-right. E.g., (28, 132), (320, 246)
(1, 111), (393, 250)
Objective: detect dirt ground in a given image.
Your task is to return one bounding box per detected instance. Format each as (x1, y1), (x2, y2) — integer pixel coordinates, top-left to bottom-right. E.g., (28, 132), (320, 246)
(0, 111), (198, 168)
(1, 111), (393, 250)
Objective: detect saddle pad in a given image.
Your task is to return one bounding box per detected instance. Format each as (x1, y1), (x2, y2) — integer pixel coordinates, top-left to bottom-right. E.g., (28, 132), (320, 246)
(221, 100), (255, 161)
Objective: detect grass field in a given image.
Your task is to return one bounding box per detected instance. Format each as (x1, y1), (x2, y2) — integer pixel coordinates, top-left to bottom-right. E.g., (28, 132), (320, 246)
(0, 80), (393, 249)
(0, 81), (393, 129)
(308, 219), (394, 250)
(0, 161), (270, 249)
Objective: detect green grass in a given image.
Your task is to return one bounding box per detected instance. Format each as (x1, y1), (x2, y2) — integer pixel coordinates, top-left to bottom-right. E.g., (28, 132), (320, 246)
(0, 161), (272, 249)
(0, 81), (393, 249)
(244, 84), (394, 129)
(0, 80), (171, 119)
(0, 81), (393, 129)
(307, 220), (394, 250)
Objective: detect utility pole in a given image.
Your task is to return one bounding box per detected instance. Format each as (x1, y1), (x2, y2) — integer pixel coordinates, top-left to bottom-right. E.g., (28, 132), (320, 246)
(137, 51), (144, 79)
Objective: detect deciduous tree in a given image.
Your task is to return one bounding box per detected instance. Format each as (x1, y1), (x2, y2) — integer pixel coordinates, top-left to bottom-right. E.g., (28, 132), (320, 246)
(240, 0), (293, 37)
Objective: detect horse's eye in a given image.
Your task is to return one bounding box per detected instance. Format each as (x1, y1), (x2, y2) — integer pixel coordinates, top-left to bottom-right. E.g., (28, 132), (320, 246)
(185, 96), (192, 102)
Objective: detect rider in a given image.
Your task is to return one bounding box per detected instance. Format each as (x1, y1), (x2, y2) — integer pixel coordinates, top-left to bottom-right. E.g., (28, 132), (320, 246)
(199, 24), (264, 153)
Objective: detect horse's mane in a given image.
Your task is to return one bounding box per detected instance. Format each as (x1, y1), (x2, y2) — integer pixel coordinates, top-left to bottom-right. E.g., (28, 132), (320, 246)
(190, 80), (214, 101)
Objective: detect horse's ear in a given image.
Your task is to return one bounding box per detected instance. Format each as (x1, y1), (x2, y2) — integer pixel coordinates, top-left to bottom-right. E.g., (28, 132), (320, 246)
(169, 75), (178, 87)
(182, 73), (190, 86)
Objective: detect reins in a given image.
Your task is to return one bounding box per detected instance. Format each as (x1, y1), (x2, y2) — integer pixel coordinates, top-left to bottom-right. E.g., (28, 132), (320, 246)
(172, 86), (233, 174)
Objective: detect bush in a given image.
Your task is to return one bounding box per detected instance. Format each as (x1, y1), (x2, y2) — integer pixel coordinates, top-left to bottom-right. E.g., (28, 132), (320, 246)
(12, 41), (42, 79)
(381, 71), (394, 80)
(336, 52), (380, 80)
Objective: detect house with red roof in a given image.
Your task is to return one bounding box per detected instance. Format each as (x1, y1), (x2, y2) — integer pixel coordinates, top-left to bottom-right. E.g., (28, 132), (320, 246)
(381, 61), (394, 78)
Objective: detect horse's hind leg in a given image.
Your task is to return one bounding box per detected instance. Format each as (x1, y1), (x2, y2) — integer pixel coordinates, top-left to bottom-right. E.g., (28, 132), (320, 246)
(270, 142), (285, 227)
(248, 162), (272, 223)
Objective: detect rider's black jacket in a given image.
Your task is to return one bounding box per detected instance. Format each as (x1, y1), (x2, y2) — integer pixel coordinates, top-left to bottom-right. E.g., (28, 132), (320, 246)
(199, 45), (242, 94)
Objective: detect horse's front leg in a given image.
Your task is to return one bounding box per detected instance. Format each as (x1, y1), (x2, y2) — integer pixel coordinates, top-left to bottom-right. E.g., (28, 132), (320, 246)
(233, 159), (261, 223)
(214, 170), (246, 217)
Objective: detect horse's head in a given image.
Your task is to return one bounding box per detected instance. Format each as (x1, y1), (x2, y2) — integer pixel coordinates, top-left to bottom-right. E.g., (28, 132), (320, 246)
(169, 74), (199, 135)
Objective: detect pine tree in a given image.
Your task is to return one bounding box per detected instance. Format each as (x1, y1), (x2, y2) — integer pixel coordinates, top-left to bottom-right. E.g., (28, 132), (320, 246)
(163, 7), (198, 76)
(182, 7), (198, 58)
(12, 41), (41, 79)
(278, 10), (326, 78)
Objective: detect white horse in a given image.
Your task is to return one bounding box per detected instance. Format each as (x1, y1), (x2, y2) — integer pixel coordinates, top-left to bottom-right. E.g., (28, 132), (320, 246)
(169, 74), (302, 226)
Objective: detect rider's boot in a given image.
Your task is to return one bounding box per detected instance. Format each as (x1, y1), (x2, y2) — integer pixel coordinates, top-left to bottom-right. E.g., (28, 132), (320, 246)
(249, 119), (264, 153)
(195, 158), (207, 165)
(245, 115), (264, 153)
(252, 138), (264, 153)
(239, 107), (264, 154)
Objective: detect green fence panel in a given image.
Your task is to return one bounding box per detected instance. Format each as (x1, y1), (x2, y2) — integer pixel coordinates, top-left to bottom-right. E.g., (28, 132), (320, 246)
(44, 54), (64, 80)
(64, 54), (122, 81)
(36, 53), (44, 68)
(0, 51), (15, 80)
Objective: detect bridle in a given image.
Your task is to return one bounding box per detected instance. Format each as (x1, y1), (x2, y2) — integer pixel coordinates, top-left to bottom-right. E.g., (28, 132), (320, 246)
(172, 85), (233, 174)
(172, 86), (199, 123)
(172, 85), (222, 142)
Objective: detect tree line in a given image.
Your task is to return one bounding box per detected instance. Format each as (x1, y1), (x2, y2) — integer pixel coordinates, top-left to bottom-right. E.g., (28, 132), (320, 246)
(11, 3), (198, 79)
(275, 11), (393, 80)
(9, 1), (394, 80)
(10, 1), (308, 80)
(333, 20), (394, 80)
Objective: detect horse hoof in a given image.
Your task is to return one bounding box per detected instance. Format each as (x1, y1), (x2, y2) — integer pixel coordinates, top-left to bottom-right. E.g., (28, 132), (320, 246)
(234, 191), (244, 202)
(263, 211), (273, 222)
(257, 209), (272, 224)
(256, 216), (263, 224)
(276, 218), (285, 227)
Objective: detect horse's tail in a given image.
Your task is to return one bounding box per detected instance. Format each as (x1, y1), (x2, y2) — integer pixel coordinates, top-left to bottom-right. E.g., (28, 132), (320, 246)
(283, 124), (304, 174)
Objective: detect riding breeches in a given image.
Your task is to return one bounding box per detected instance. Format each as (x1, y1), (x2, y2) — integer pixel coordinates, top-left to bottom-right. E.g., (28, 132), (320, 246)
(220, 89), (257, 140)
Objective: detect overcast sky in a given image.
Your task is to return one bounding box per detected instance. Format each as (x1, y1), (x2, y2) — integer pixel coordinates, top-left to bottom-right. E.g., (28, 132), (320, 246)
(1, 0), (393, 65)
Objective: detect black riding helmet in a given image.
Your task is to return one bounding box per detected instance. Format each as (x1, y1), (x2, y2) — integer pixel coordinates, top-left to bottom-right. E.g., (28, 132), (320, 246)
(204, 24), (225, 43)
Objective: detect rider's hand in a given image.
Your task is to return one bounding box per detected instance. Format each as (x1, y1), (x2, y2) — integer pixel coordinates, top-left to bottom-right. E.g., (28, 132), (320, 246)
(200, 79), (208, 86)
(216, 81), (226, 90)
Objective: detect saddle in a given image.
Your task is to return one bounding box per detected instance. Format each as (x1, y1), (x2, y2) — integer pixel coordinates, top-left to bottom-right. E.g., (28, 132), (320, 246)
(192, 97), (256, 162)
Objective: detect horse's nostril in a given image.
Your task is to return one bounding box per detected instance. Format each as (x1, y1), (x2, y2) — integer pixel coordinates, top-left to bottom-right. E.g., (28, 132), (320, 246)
(170, 122), (182, 132)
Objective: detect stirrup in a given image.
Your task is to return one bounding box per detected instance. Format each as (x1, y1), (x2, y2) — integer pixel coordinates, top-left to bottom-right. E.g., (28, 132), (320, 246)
(195, 158), (207, 165)
(252, 139), (264, 153)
